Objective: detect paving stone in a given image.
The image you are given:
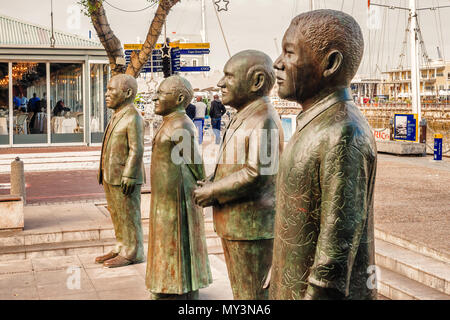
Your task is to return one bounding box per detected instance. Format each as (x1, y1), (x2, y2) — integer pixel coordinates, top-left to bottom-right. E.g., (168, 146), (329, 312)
(36, 277), (96, 298)
(78, 253), (105, 269)
(86, 265), (141, 280)
(65, 246), (103, 256)
(89, 275), (145, 292)
(26, 249), (66, 260)
(31, 255), (82, 272)
(0, 286), (39, 300)
(97, 286), (150, 300)
(40, 291), (99, 300)
(0, 259), (33, 274)
(0, 272), (35, 289)
(132, 262), (147, 277)
(34, 268), (89, 286)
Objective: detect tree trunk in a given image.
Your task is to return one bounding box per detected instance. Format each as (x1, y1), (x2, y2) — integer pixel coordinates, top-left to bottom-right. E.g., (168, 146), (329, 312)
(126, 0), (181, 77)
(87, 0), (180, 78)
(87, 0), (126, 76)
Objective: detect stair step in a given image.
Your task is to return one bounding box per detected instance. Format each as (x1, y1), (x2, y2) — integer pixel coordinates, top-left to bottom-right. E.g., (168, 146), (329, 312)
(375, 228), (450, 264)
(375, 239), (450, 295)
(0, 227), (222, 261)
(377, 266), (449, 300)
(0, 219), (215, 247)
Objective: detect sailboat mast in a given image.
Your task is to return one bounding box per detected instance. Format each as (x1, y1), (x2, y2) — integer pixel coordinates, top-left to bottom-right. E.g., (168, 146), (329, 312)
(409, 0), (421, 125)
(201, 0), (208, 71)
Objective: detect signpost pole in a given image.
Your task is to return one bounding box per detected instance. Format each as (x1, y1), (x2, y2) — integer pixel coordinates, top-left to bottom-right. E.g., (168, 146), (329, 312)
(409, 0), (422, 135)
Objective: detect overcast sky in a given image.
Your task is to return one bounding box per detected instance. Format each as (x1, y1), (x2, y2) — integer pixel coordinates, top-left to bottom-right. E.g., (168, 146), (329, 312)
(0, 0), (449, 77)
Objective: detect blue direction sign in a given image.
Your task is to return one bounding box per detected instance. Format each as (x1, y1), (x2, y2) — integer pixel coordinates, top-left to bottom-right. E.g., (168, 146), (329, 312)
(180, 66), (211, 72)
(142, 67), (163, 73)
(179, 49), (210, 55)
(125, 47), (210, 73)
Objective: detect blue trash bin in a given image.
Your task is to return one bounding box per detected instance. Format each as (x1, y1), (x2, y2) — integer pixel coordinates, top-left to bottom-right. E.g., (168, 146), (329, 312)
(434, 134), (443, 161)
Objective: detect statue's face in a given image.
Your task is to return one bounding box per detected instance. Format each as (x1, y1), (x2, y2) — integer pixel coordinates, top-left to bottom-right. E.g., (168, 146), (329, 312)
(153, 80), (179, 116)
(217, 57), (250, 108)
(274, 25), (322, 103)
(105, 77), (127, 110)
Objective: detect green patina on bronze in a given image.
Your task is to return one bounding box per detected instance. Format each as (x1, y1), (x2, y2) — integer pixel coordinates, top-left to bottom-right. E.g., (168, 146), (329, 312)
(193, 50), (284, 300)
(145, 76), (212, 299)
(269, 10), (377, 300)
(98, 74), (145, 263)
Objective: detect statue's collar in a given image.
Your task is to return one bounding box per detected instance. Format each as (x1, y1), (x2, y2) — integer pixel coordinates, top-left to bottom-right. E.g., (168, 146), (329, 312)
(113, 103), (132, 118)
(296, 88), (352, 132)
(163, 109), (185, 121)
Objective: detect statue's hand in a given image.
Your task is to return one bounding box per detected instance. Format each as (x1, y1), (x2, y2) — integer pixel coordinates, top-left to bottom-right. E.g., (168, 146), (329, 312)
(193, 182), (215, 207)
(121, 176), (137, 195)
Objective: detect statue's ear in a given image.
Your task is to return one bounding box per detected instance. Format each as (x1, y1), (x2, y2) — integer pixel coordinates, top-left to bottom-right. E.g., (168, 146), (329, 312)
(323, 50), (343, 79)
(177, 93), (185, 106)
(125, 88), (134, 99)
(251, 71), (265, 93)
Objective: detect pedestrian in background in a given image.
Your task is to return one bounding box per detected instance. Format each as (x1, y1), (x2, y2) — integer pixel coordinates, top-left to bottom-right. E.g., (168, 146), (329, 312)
(193, 96), (207, 144)
(209, 94), (226, 144)
(185, 101), (196, 121)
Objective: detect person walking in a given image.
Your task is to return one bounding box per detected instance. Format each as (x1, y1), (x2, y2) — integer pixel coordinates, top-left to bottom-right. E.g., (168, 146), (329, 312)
(185, 101), (196, 121)
(209, 94), (226, 144)
(193, 96), (207, 144)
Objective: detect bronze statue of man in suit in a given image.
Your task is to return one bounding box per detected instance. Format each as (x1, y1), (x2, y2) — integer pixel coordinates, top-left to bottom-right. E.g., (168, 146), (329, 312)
(96, 74), (145, 268)
(146, 75), (212, 300)
(194, 50), (284, 300)
(268, 10), (377, 300)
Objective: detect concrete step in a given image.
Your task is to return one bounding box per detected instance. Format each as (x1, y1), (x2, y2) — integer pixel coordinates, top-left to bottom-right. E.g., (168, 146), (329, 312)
(375, 228), (450, 265)
(0, 219), (221, 261)
(375, 239), (450, 295)
(0, 217), (215, 247)
(378, 266), (449, 300)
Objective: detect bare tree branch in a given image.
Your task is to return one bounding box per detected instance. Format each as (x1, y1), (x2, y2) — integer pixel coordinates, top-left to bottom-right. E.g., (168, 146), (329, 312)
(126, 0), (181, 77)
(87, 0), (126, 76)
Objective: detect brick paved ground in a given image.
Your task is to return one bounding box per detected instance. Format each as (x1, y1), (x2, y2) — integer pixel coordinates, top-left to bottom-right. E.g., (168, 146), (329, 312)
(374, 154), (450, 256)
(0, 146), (102, 155)
(0, 167), (152, 204)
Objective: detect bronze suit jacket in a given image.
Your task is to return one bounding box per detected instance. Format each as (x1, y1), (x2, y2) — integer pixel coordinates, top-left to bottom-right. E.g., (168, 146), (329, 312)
(98, 104), (145, 186)
(212, 96), (284, 240)
(146, 110), (212, 294)
(270, 88), (377, 300)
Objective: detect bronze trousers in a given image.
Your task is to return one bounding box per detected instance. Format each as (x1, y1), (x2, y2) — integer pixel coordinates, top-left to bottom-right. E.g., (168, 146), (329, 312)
(103, 180), (144, 262)
(221, 238), (273, 300)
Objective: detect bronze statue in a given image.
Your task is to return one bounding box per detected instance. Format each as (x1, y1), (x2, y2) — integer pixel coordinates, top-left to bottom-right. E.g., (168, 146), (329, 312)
(146, 75), (212, 300)
(97, 74), (145, 268)
(193, 50), (284, 300)
(268, 10), (377, 300)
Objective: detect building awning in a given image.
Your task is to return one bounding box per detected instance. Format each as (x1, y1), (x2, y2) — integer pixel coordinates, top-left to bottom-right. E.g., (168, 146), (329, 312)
(0, 14), (103, 48)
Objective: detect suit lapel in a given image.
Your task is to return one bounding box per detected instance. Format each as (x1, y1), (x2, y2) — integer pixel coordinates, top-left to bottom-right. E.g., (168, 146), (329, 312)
(104, 105), (131, 149)
(213, 99), (263, 177)
(296, 88), (352, 133)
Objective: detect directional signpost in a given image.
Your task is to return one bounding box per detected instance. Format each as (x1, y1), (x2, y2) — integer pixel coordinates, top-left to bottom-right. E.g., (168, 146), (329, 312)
(124, 43), (210, 74)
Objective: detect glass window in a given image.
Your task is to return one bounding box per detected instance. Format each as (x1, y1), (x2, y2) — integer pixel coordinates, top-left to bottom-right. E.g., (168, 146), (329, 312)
(0, 63), (8, 145)
(50, 63), (83, 143)
(281, 117), (294, 142)
(90, 64), (108, 143)
(12, 62), (47, 145)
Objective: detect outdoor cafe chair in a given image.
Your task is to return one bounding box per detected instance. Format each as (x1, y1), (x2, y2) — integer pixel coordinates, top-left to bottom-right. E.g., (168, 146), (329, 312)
(14, 114), (28, 134)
